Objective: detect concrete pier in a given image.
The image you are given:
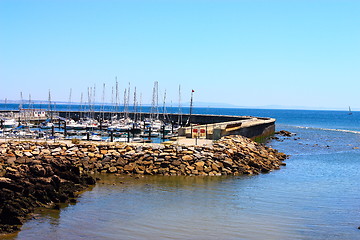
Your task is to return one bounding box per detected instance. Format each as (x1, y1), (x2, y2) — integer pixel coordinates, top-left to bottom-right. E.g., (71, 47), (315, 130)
(0, 110), (275, 141)
(178, 116), (275, 141)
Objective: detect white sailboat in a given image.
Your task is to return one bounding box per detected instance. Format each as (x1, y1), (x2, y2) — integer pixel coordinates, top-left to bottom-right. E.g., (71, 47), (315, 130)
(348, 106), (353, 115)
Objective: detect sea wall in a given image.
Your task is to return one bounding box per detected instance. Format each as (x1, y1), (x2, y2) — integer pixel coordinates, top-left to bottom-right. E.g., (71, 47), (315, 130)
(179, 117), (276, 141)
(0, 136), (286, 177)
(55, 111), (247, 125)
(0, 136), (287, 234)
(0, 153), (95, 233)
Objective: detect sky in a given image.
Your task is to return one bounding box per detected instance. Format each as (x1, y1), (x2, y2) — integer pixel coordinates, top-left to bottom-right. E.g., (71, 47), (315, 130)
(1, 0), (359, 110)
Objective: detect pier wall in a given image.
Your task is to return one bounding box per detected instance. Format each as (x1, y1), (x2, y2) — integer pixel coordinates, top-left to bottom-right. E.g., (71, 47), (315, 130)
(54, 111), (247, 125)
(0, 110), (275, 140)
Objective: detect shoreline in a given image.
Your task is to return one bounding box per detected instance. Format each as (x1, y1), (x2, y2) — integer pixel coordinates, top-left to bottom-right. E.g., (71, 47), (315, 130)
(0, 135), (287, 234)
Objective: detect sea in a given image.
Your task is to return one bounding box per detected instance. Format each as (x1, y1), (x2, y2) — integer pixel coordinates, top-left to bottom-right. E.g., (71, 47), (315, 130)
(2, 105), (360, 240)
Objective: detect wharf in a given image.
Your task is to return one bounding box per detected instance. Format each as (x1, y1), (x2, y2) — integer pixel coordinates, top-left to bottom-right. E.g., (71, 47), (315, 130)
(0, 109), (276, 142)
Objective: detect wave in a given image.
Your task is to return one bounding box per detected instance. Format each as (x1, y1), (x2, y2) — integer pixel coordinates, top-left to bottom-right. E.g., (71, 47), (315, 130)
(293, 126), (360, 134)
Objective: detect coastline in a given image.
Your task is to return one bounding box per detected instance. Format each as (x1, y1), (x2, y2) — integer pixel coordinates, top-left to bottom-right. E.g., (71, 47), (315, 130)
(0, 135), (287, 234)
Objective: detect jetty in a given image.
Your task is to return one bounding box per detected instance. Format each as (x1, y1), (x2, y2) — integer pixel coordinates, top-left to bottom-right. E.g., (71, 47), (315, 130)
(1, 109), (275, 143)
(0, 109), (285, 235)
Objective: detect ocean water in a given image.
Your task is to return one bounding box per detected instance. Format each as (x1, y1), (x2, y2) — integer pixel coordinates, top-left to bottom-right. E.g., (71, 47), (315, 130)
(3, 107), (360, 240)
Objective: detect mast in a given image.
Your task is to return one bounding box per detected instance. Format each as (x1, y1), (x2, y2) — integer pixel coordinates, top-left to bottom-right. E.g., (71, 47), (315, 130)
(67, 88), (72, 119)
(115, 77), (119, 114)
(133, 87), (137, 121)
(127, 82), (131, 117)
(80, 92), (83, 119)
(123, 88), (127, 119)
(139, 93), (142, 121)
(186, 89), (194, 126)
(178, 85), (182, 125)
(48, 89), (53, 121)
(101, 83), (106, 120)
(19, 92), (23, 124)
(163, 89), (168, 121)
(111, 86), (114, 121)
(28, 94), (32, 110)
(19, 91), (23, 110)
(151, 81), (159, 120)
(91, 84), (96, 119)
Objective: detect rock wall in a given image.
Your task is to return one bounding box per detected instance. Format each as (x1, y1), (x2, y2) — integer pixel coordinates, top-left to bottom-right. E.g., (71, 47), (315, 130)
(0, 135), (287, 234)
(0, 153), (95, 234)
(1, 136), (287, 177)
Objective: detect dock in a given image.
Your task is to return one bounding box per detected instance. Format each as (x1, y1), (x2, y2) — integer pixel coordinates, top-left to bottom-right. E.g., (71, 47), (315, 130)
(0, 109), (275, 142)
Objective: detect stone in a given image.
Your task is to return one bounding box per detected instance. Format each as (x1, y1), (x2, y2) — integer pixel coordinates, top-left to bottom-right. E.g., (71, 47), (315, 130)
(41, 149), (51, 155)
(123, 163), (135, 172)
(187, 166), (195, 170)
(52, 147), (62, 153)
(23, 152), (33, 157)
(223, 158), (233, 166)
(171, 160), (181, 166)
(108, 167), (117, 173)
(195, 161), (205, 167)
(14, 150), (23, 157)
(182, 155), (193, 161)
(6, 157), (16, 165)
(142, 160), (153, 165)
(211, 163), (220, 171)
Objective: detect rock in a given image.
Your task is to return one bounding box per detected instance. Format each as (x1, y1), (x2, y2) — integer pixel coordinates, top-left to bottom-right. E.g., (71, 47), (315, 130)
(195, 161), (205, 167)
(182, 155), (193, 161)
(14, 150), (23, 157)
(171, 160), (181, 166)
(0, 156), (96, 234)
(51, 147), (62, 153)
(223, 158), (233, 167)
(23, 152), (33, 157)
(108, 167), (117, 173)
(276, 130), (293, 137)
(123, 163), (135, 172)
(6, 157), (16, 165)
(211, 163), (220, 171)
(41, 149), (51, 155)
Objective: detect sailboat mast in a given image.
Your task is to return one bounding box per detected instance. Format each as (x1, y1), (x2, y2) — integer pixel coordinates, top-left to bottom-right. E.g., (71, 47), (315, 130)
(139, 93), (142, 121)
(102, 83), (106, 120)
(133, 87), (137, 121)
(115, 77), (119, 114)
(187, 89), (194, 126)
(127, 83), (131, 117)
(80, 92), (83, 119)
(67, 88), (72, 119)
(123, 88), (127, 119)
(163, 89), (167, 121)
(178, 85), (182, 125)
(48, 89), (53, 121)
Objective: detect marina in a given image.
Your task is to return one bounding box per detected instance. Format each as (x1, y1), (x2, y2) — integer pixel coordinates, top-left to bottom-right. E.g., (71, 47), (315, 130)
(0, 106), (276, 144)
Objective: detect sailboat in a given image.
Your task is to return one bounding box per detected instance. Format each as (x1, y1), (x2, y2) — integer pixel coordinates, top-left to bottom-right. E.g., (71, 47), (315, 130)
(348, 106), (353, 115)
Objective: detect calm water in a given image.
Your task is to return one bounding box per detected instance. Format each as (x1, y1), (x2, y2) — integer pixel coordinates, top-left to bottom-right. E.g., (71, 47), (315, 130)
(3, 107), (360, 239)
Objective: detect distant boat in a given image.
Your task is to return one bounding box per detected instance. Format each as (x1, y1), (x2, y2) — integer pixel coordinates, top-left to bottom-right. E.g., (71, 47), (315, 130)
(348, 106), (353, 115)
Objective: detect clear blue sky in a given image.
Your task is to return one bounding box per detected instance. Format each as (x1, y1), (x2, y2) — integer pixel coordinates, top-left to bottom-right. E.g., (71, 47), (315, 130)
(1, 0), (359, 110)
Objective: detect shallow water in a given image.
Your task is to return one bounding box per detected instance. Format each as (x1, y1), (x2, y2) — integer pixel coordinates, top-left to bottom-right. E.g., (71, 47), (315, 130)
(3, 108), (360, 239)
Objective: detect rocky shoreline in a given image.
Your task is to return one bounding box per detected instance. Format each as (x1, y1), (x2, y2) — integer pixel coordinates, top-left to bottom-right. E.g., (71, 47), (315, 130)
(0, 135), (287, 234)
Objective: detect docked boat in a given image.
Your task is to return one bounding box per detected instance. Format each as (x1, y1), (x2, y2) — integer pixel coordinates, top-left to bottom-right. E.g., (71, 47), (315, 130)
(1, 118), (18, 131)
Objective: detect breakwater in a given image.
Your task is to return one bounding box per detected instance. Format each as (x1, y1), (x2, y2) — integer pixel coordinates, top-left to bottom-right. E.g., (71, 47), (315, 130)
(0, 153), (95, 233)
(1, 109), (276, 141)
(0, 135), (287, 234)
